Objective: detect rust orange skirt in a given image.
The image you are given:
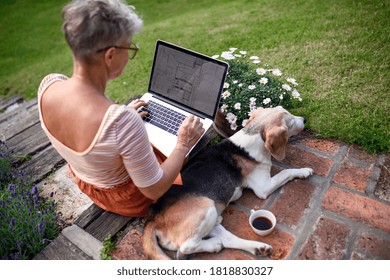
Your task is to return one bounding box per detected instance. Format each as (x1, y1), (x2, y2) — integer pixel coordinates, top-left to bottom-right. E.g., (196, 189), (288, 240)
(70, 146), (182, 217)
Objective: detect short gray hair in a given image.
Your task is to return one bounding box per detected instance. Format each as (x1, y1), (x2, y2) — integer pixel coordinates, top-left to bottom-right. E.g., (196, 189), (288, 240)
(62, 0), (143, 62)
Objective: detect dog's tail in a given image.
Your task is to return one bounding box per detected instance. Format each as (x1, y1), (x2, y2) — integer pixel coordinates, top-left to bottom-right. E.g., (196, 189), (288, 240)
(142, 220), (171, 260)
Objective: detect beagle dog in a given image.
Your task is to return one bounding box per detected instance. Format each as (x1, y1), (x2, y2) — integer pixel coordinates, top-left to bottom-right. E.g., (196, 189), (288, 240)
(143, 106), (314, 259)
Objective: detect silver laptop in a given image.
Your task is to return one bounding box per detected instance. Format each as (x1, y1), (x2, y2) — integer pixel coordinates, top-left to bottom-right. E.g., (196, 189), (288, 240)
(140, 40), (229, 157)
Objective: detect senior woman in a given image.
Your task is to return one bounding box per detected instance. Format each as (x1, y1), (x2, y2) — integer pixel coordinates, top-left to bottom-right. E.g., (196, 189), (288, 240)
(38, 0), (204, 217)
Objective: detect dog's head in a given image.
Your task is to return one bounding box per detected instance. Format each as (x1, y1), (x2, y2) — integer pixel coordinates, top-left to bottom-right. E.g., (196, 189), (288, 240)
(244, 106), (306, 161)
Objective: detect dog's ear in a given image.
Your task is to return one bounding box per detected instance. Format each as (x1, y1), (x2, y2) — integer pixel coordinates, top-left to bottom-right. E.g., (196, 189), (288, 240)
(264, 125), (288, 161)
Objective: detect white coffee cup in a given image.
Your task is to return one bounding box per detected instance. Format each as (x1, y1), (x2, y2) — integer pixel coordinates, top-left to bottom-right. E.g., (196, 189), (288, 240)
(249, 209), (276, 236)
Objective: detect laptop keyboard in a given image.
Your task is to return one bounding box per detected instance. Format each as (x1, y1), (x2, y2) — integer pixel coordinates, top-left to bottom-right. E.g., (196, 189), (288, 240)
(140, 100), (186, 136)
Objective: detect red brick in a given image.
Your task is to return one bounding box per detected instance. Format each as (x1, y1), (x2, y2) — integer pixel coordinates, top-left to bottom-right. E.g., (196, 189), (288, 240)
(192, 249), (255, 260)
(322, 186), (390, 233)
(351, 252), (365, 260)
(221, 206), (295, 260)
(298, 137), (342, 155)
(333, 160), (372, 192)
(298, 217), (350, 259)
(235, 189), (266, 211)
(283, 145), (333, 176)
(269, 180), (316, 228)
(347, 145), (376, 164)
(353, 232), (390, 260)
(111, 228), (148, 260)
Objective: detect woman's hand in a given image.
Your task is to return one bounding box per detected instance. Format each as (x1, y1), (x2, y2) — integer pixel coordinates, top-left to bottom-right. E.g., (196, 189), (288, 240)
(139, 115), (205, 200)
(176, 115), (205, 151)
(129, 99), (148, 118)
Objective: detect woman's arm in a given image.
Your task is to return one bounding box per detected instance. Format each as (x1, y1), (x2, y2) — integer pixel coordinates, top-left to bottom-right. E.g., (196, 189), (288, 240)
(138, 115), (204, 200)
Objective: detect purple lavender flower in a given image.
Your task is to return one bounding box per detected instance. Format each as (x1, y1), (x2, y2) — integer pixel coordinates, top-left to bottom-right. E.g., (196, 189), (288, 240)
(31, 185), (38, 196)
(38, 221), (45, 235)
(10, 252), (20, 260)
(7, 184), (16, 192)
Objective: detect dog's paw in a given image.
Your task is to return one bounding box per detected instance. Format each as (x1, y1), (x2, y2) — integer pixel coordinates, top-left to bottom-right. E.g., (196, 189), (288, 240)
(255, 244), (273, 257)
(298, 168), (314, 178)
(176, 250), (189, 260)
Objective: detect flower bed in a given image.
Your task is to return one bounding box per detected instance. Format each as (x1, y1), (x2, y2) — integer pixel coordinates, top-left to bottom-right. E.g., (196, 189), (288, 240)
(0, 145), (59, 260)
(212, 48), (302, 135)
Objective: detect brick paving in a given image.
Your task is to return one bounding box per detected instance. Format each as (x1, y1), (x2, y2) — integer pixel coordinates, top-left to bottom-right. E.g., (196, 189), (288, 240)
(111, 133), (390, 260)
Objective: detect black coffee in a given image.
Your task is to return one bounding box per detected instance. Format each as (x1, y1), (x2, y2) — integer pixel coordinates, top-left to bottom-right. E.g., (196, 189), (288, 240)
(252, 216), (273, 231)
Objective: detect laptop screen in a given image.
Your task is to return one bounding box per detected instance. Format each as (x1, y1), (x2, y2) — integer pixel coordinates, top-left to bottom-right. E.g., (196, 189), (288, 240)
(148, 40), (228, 119)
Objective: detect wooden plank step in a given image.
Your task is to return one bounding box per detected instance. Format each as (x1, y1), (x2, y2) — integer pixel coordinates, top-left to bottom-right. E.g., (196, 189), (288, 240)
(0, 98), (37, 124)
(33, 234), (92, 260)
(62, 225), (103, 260)
(19, 145), (64, 182)
(0, 106), (39, 141)
(84, 211), (133, 242)
(75, 204), (106, 229)
(6, 122), (51, 159)
(0, 95), (23, 111)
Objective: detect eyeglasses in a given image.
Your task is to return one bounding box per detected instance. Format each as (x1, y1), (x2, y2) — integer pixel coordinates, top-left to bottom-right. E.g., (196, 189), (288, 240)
(97, 43), (139, 59)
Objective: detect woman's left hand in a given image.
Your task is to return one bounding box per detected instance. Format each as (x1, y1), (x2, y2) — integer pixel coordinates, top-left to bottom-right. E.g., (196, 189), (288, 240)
(129, 99), (148, 118)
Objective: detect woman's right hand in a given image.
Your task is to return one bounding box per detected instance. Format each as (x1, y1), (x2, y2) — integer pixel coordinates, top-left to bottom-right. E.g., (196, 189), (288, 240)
(176, 115), (205, 151)
(139, 115), (205, 200)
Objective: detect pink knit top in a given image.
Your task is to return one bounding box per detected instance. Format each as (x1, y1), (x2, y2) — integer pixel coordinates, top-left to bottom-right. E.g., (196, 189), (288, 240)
(38, 74), (163, 188)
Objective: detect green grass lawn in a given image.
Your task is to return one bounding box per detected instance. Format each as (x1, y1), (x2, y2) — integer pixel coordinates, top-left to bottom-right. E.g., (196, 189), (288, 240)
(0, 0), (389, 153)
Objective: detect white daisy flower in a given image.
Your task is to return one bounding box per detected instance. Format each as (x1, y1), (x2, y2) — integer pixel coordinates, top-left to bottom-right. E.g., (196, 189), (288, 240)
(259, 77), (268, 85)
(229, 47), (237, 52)
(249, 56), (259, 60)
(224, 82), (230, 89)
(249, 97), (257, 103)
(233, 80), (238, 84)
(230, 122), (238, 131)
(234, 102), (241, 110)
(272, 69), (282, 76)
(282, 84), (292, 91)
(248, 85), (256, 90)
(292, 89), (301, 99)
(263, 98), (271, 105)
(212, 55), (219, 59)
(287, 77), (298, 86)
(252, 59), (261, 64)
(220, 104), (229, 113)
(279, 94), (284, 100)
(234, 54), (242, 58)
(238, 83), (243, 87)
(221, 90), (231, 99)
(226, 112), (237, 124)
(239, 50), (247, 55)
(256, 68), (267, 75)
(221, 51), (235, 60)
